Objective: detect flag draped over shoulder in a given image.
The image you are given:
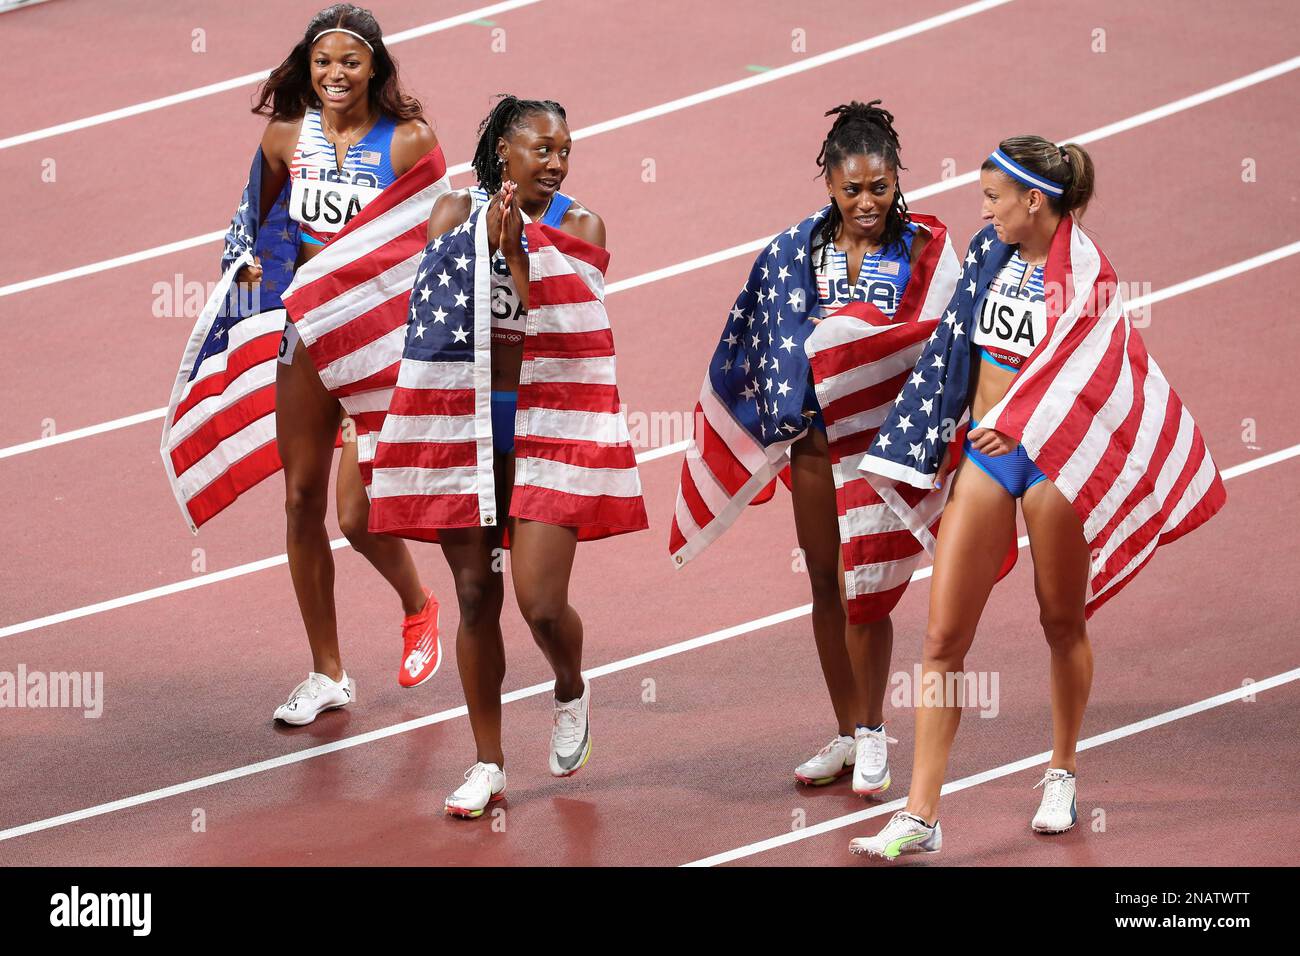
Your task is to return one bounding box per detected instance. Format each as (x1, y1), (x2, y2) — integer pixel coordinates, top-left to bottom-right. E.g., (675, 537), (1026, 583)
(160, 148), (299, 533)
(669, 207), (960, 620)
(858, 217), (1226, 617)
(367, 206), (648, 543)
(801, 214), (962, 622)
(161, 146), (450, 531)
(281, 147), (451, 485)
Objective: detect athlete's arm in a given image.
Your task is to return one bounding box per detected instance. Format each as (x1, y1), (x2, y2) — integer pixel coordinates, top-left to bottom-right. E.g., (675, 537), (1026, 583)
(237, 120), (297, 284)
(425, 188), (473, 243)
(909, 224), (930, 266)
(390, 118), (440, 177)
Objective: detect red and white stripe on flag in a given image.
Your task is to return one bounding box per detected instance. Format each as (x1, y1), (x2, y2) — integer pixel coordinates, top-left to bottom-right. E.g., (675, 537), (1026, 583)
(669, 214), (961, 608)
(975, 219), (1226, 616)
(368, 215), (648, 543)
(282, 146), (451, 485)
(806, 303), (954, 623)
(510, 225), (649, 539)
(160, 252), (284, 532)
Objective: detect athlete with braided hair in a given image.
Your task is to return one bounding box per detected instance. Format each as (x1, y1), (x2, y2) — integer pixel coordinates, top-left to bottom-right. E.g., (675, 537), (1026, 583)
(416, 96), (610, 818)
(787, 100), (934, 794)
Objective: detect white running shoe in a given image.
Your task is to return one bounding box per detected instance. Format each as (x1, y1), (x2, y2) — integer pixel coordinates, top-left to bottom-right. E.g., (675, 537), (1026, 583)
(549, 678), (591, 777)
(795, 734), (856, 786)
(272, 672), (355, 726)
(849, 810), (942, 859)
(445, 762), (507, 818)
(1031, 768), (1078, 833)
(852, 726), (896, 795)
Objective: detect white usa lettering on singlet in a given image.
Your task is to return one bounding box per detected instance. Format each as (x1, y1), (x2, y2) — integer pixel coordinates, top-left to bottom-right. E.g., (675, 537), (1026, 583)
(973, 252), (1048, 367)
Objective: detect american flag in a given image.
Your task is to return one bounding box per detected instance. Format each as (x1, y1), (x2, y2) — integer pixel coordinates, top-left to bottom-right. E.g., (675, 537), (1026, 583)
(368, 207), (648, 543)
(858, 217), (1226, 617)
(161, 146), (450, 531)
(281, 147), (450, 485)
(669, 208), (960, 619)
(161, 148), (298, 532)
(802, 213), (962, 622)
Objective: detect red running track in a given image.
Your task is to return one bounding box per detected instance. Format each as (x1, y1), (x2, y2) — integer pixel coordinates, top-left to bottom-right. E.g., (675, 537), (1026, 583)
(0, 0), (1297, 866)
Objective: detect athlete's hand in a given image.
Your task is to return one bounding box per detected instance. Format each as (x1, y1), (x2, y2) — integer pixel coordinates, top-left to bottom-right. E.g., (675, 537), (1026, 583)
(236, 257), (263, 285)
(968, 427), (1016, 456)
(486, 185), (507, 255)
(498, 181), (524, 261)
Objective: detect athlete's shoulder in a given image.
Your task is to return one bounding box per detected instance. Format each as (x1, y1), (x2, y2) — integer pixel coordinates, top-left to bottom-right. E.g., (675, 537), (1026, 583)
(560, 199), (605, 248)
(260, 116), (302, 160)
(427, 187), (475, 239)
(391, 116), (438, 151)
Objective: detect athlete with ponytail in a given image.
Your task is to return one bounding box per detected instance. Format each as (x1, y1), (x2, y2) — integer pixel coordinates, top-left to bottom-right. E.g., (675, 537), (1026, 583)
(851, 136), (1223, 857)
(235, 5), (444, 724)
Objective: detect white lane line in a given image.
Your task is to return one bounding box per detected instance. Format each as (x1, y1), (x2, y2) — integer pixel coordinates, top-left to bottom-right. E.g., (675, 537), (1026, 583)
(0, 444), (1293, 845)
(684, 668), (1300, 866)
(0, 0), (546, 151)
(5, 230), (1297, 464)
(0, 438), (687, 639)
(0, 249), (1293, 640)
(0, 0), (1016, 301)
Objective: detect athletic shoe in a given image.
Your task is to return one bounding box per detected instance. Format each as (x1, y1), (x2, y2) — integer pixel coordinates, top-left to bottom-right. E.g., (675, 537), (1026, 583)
(398, 589), (441, 689)
(272, 672), (355, 726)
(1031, 768), (1078, 833)
(794, 734), (855, 785)
(549, 678), (591, 777)
(445, 762), (507, 818)
(852, 726), (897, 795)
(849, 810), (942, 859)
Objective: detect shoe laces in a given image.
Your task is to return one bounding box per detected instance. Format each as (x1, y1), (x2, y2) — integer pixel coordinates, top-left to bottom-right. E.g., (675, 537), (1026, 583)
(553, 698), (584, 748)
(885, 810), (927, 836)
(1034, 770), (1073, 812)
(463, 762), (490, 784)
(285, 673), (328, 707)
(858, 729), (898, 763)
(816, 736), (849, 758)
(402, 596), (433, 653)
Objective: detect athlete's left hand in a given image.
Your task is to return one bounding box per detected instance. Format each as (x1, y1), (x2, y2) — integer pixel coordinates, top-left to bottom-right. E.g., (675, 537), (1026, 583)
(498, 181), (524, 260)
(968, 427), (1016, 456)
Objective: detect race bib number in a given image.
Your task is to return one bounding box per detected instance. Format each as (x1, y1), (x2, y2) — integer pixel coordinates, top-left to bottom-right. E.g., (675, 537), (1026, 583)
(974, 286), (1047, 361)
(289, 176), (383, 235)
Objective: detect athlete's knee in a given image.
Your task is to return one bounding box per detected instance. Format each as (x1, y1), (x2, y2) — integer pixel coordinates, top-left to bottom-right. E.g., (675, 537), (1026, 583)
(519, 595), (567, 642)
(923, 624), (973, 668)
(453, 572), (502, 628)
(284, 480), (328, 531)
(1040, 611), (1087, 653)
(336, 498), (370, 546)
(805, 562), (841, 606)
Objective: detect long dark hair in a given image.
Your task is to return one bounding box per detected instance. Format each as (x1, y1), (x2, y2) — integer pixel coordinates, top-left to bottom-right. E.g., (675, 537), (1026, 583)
(252, 4), (421, 122)
(980, 135), (1096, 218)
(470, 95), (568, 194)
(813, 100), (910, 255)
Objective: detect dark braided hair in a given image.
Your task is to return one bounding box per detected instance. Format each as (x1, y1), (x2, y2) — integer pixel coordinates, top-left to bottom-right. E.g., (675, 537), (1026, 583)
(471, 95), (568, 194)
(813, 100), (910, 255)
(253, 4), (422, 122)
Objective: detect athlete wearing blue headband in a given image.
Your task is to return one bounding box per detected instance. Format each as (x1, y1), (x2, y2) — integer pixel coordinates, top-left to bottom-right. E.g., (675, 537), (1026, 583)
(852, 135), (1099, 857)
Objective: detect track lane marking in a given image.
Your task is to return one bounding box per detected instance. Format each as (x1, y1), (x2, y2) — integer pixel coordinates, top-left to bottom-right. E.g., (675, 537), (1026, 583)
(0, 0), (546, 151)
(0, 441), (1293, 843)
(0, 0), (1016, 299)
(0, 253), (1295, 639)
(682, 668), (1300, 866)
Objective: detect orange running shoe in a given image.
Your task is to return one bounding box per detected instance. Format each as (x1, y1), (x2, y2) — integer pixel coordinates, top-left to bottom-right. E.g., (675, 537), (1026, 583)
(398, 589), (441, 688)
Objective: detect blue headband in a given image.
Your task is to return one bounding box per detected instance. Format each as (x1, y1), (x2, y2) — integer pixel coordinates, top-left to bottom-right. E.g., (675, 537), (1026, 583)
(988, 148), (1065, 198)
